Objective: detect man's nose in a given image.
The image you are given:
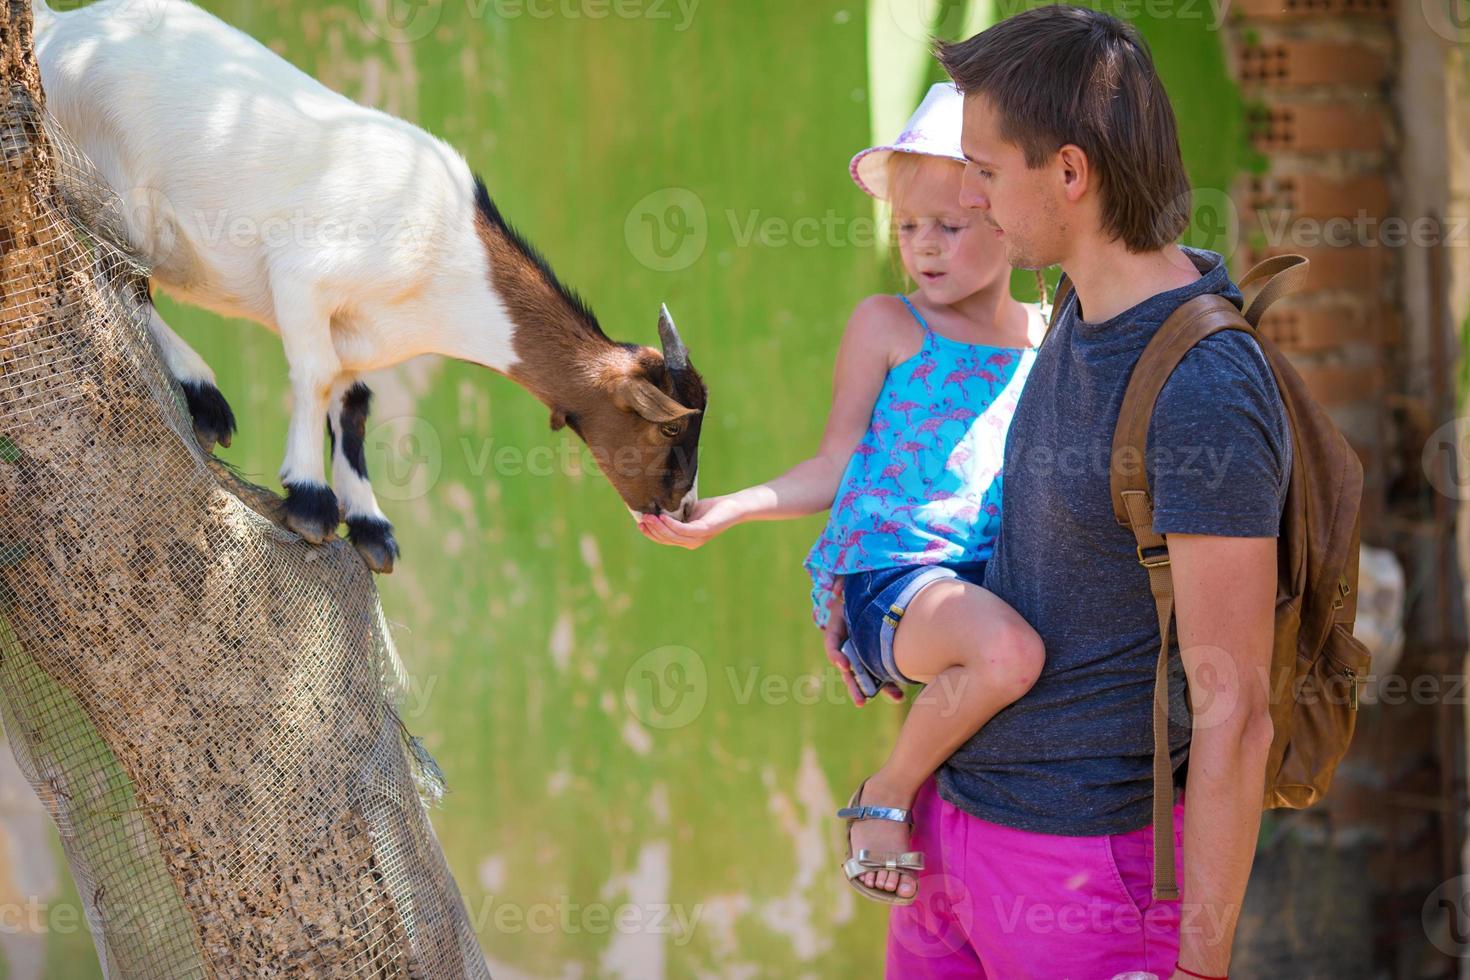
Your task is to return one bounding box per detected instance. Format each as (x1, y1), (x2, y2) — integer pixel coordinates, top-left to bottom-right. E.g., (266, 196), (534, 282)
(959, 167), (988, 211)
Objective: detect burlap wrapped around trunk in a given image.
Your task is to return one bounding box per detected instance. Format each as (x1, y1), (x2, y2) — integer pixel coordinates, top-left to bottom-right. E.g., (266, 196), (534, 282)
(0, 3), (490, 975)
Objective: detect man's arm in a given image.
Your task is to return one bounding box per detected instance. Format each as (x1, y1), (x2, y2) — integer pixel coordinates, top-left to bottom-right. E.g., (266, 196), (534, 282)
(1167, 532), (1277, 977)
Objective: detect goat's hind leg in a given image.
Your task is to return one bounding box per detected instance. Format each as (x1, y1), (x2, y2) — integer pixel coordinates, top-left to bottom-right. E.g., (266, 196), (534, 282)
(275, 280), (342, 544)
(139, 277), (237, 452)
(330, 380), (398, 573)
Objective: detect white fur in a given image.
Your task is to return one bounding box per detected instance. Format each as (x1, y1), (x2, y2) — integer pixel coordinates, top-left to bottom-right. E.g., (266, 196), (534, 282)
(33, 0), (519, 507)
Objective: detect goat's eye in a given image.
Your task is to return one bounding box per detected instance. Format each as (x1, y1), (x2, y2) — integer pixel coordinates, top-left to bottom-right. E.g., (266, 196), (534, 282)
(659, 422), (682, 439)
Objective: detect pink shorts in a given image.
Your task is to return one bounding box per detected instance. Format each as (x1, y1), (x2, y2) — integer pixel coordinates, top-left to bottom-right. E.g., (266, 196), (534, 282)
(887, 778), (1186, 979)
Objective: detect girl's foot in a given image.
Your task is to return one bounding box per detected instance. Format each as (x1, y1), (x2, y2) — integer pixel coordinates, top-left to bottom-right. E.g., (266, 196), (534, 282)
(843, 776), (920, 900)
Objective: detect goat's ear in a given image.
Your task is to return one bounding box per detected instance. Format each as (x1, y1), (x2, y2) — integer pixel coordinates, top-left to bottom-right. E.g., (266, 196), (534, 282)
(550, 408), (568, 431)
(615, 377), (700, 424)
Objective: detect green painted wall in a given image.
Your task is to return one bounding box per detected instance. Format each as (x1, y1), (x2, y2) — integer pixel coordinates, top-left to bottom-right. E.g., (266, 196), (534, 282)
(6, 2), (1245, 976)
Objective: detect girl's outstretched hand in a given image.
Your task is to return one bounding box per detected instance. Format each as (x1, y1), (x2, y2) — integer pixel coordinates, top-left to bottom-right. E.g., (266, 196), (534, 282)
(637, 495), (745, 549)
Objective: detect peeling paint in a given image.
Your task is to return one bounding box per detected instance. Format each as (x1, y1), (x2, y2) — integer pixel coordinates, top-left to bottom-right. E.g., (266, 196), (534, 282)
(598, 841), (671, 980)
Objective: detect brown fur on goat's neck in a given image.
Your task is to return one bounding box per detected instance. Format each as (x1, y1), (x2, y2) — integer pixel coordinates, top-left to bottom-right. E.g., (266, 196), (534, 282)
(471, 177), (632, 414)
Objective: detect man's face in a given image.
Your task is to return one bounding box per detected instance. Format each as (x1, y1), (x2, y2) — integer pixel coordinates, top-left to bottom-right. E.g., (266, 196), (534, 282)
(957, 93), (1063, 271)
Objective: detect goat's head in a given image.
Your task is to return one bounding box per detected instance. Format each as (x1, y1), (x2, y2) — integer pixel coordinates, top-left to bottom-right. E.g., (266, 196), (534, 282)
(551, 305), (706, 520)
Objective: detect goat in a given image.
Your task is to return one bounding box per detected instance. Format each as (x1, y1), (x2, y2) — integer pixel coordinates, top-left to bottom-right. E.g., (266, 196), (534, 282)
(31, 0), (706, 573)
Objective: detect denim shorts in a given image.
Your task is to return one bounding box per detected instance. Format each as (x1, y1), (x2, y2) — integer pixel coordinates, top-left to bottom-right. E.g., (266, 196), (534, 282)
(840, 560), (988, 698)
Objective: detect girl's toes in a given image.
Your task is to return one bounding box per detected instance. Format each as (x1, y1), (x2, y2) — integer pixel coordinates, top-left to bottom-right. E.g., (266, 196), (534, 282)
(898, 874), (917, 898)
(883, 870), (900, 892)
(862, 871), (877, 889)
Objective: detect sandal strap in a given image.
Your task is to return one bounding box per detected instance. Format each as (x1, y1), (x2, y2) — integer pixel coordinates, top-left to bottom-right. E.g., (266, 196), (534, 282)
(853, 848), (925, 872)
(836, 803), (910, 824)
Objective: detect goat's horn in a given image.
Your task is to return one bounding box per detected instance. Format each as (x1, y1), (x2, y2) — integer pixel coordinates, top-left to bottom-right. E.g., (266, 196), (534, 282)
(658, 304), (689, 372)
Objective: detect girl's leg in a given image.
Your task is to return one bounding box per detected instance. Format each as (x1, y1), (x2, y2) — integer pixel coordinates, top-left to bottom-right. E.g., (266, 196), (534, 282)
(850, 579), (1043, 898)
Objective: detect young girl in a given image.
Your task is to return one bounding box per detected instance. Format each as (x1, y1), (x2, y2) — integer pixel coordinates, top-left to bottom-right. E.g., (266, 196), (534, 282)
(638, 83), (1046, 906)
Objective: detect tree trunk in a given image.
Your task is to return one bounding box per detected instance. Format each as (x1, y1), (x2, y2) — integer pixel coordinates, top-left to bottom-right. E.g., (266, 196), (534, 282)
(0, 3), (489, 976)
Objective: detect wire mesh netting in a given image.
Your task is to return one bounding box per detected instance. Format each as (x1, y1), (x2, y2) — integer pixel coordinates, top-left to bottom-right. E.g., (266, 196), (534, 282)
(0, 5), (492, 976)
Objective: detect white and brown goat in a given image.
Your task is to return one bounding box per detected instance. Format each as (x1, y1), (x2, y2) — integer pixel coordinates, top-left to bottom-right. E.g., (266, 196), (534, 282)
(32, 0), (705, 572)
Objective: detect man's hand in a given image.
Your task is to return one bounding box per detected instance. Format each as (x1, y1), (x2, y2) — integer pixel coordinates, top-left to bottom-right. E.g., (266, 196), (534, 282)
(822, 576), (902, 706)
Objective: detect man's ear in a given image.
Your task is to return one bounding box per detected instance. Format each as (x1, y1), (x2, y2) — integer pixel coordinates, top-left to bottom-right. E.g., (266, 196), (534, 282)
(1058, 143), (1089, 202)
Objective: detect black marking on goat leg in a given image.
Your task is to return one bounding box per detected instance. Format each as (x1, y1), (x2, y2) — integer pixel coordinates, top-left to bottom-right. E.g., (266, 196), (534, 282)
(180, 380), (237, 452)
(282, 481), (340, 545)
(340, 382), (373, 478)
(347, 516), (399, 574)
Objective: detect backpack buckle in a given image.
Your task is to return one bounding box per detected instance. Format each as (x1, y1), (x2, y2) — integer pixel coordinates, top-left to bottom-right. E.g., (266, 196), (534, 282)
(1136, 544), (1170, 568)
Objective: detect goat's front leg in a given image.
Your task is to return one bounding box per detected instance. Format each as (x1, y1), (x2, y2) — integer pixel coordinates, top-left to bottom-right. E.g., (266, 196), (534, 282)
(275, 284), (342, 544)
(329, 380), (398, 573)
(140, 278), (236, 452)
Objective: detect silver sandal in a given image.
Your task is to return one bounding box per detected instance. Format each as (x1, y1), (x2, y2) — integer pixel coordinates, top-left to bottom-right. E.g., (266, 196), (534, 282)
(837, 782), (924, 906)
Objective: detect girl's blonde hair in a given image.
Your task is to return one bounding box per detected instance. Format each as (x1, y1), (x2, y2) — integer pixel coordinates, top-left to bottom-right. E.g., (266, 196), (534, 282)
(884, 153), (1049, 308)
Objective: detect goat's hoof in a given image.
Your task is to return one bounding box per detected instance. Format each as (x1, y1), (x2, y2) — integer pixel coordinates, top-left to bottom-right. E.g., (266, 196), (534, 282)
(348, 517), (398, 574)
(181, 380), (237, 453)
(283, 482), (340, 544)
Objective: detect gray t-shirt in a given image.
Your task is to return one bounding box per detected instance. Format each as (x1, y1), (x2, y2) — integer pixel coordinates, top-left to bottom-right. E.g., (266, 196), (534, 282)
(939, 247), (1292, 837)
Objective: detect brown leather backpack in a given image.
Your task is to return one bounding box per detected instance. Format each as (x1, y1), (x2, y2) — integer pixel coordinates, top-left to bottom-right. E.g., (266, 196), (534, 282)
(1049, 253), (1371, 901)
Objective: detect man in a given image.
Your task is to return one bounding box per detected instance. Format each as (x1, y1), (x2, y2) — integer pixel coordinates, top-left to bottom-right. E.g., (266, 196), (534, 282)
(826, 7), (1290, 977)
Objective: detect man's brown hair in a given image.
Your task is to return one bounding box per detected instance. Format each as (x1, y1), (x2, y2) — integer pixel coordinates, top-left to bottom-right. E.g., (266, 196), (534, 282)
(936, 4), (1191, 253)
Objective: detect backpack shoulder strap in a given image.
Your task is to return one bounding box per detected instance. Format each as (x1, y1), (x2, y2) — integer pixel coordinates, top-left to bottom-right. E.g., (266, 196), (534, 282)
(1108, 254), (1310, 904)
(1110, 293), (1251, 904)
(1238, 253), (1310, 328)
(1109, 294), (1254, 527)
(1041, 271), (1073, 343)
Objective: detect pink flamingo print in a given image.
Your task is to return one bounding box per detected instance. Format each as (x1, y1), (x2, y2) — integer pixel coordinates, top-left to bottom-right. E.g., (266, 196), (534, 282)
(871, 516), (906, 542)
(835, 489), (861, 512)
(865, 487), (899, 507)
(983, 502), (1001, 518)
(951, 501), (980, 523)
(880, 460), (907, 481)
(985, 351), (1014, 370)
(928, 521), (960, 536)
(916, 539), (955, 564)
(897, 439), (927, 465)
(942, 365), (973, 395)
(834, 527), (877, 566)
(910, 355), (939, 393)
(889, 395), (923, 424)
(916, 416), (949, 436)
(925, 484), (957, 502)
(943, 406), (978, 424)
(888, 502), (924, 522)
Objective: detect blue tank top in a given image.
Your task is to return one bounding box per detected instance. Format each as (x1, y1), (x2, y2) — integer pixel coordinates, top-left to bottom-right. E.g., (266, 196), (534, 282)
(804, 295), (1040, 628)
